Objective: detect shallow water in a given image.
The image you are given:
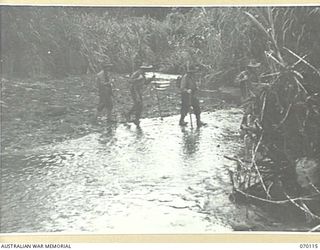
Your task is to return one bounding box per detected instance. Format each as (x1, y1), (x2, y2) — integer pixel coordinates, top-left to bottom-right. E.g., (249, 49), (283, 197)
(1, 106), (247, 233)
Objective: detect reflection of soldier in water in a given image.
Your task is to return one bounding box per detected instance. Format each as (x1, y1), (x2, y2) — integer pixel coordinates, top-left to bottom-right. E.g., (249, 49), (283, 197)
(135, 127), (143, 140)
(98, 126), (116, 145)
(181, 128), (200, 155)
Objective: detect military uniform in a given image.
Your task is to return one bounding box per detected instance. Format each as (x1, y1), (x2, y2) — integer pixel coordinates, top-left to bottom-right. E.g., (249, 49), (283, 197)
(236, 60), (260, 101)
(235, 70), (250, 101)
(95, 69), (113, 121)
(179, 71), (205, 127)
(127, 69), (145, 126)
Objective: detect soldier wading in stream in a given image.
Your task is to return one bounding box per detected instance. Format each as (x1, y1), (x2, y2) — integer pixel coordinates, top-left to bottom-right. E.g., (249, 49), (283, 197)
(94, 63), (114, 123)
(179, 66), (207, 127)
(126, 65), (155, 127)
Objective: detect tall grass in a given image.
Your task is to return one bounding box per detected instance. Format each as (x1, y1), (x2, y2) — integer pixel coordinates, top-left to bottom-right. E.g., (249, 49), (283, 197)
(1, 7), (255, 80)
(231, 6), (320, 224)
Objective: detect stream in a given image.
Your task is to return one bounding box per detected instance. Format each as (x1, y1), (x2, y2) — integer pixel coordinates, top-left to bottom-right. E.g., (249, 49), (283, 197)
(1, 108), (255, 233)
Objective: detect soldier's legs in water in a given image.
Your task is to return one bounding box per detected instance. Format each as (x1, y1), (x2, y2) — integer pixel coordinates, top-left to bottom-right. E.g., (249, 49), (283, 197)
(240, 82), (246, 100)
(192, 96), (206, 127)
(95, 99), (106, 121)
(127, 104), (134, 116)
(106, 100), (113, 122)
(126, 88), (137, 120)
(134, 101), (143, 126)
(106, 109), (112, 122)
(179, 93), (189, 125)
(241, 81), (251, 101)
(127, 101), (137, 121)
(133, 91), (143, 126)
(192, 96), (200, 114)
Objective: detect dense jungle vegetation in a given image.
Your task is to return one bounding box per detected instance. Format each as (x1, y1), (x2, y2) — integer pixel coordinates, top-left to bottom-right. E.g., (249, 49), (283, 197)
(1, 6), (320, 230)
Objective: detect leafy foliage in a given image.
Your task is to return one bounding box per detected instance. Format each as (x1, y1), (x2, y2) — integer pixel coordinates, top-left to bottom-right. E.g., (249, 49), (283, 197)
(232, 7), (320, 223)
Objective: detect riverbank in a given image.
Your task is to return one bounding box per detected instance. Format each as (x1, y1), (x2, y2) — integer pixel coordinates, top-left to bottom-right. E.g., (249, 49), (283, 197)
(1, 73), (238, 153)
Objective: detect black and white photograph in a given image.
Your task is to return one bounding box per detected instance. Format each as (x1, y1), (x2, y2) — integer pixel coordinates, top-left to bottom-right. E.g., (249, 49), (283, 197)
(1, 5), (320, 234)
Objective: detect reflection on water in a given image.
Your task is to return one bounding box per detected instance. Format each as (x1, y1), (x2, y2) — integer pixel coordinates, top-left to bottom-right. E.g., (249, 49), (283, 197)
(97, 126), (117, 145)
(1, 109), (244, 233)
(181, 128), (200, 155)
